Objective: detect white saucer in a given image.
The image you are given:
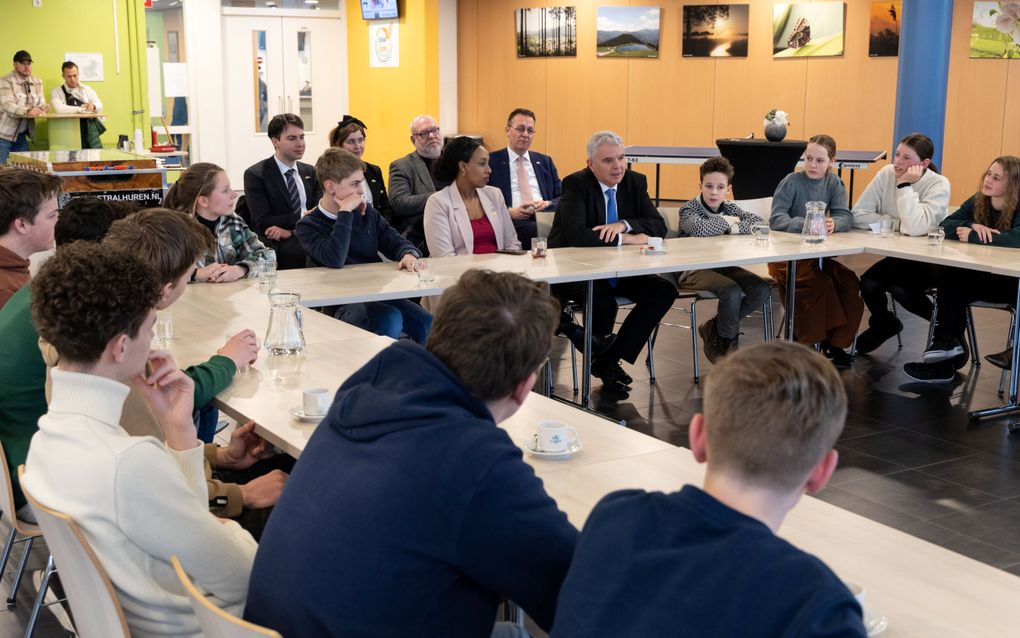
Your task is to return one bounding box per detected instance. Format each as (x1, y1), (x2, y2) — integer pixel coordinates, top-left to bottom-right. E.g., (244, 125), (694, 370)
(642, 248), (667, 255)
(521, 438), (583, 459)
(865, 611), (888, 636)
(289, 406), (325, 422)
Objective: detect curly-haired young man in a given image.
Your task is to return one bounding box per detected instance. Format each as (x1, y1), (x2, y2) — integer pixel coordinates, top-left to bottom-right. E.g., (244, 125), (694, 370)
(21, 242), (258, 637)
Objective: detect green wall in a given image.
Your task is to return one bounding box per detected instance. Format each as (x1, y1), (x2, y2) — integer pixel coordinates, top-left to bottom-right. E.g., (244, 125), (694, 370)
(0, 0), (148, 150)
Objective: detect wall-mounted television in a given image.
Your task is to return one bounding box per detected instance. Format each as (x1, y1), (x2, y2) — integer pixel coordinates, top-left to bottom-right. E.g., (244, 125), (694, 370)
(361, 0), (398, 20)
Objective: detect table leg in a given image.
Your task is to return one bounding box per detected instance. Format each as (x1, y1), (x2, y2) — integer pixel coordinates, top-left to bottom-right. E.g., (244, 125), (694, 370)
(971, 280), (1020, 422)
(784, 259), (797, 341)
(654, 164), (661, 207)
(848, 169), (857, 206)
(582, 280), (593, 408)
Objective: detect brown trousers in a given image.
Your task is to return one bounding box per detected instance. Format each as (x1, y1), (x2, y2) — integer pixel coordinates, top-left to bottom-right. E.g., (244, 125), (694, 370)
(768, 258), (864, 348)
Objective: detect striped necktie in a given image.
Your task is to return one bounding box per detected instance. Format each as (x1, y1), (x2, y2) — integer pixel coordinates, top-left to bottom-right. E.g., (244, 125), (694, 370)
(285, 168), (302, 216)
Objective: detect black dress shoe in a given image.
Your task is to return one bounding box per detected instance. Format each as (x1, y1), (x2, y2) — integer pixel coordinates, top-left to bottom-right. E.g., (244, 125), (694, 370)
(986, 347), (1013, 370)
(591, 357), (632, 391)
(856, 316), (903, 354)
(556, 321), (616, 355)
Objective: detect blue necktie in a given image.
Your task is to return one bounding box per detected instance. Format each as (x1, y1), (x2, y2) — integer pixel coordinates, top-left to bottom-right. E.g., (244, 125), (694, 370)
(606, 188), (618, 288)
(285, 168), (303, 217)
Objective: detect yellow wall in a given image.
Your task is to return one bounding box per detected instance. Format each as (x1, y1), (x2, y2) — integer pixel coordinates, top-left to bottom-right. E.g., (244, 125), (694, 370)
(346, 0), (440, 175)
(459, 0), (1018, 205)
(0, 0), (147, 150)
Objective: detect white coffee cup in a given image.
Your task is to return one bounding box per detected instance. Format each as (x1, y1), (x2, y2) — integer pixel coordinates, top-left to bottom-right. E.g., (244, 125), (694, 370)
(536, 420), (578, 453)
(302, 387), (331, 416)
(647, 236), (663, 251)
(845, 581), (866, 607)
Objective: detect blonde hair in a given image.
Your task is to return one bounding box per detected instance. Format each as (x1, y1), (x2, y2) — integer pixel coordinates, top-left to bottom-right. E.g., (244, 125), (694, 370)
(314, 147), (365, 190)
(703, 341), (847, 491)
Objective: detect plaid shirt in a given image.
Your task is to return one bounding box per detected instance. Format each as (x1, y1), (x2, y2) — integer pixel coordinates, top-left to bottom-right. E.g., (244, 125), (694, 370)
(678, 196), (763, 237)
(0, 71), (45, 142)
(198, 213), (276, 276)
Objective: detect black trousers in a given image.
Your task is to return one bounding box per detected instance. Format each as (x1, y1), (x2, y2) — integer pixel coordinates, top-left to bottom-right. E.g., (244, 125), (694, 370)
(933, 266), (1018, 342)
(860, 257), (938, 325)
(554, 275), (677, 364)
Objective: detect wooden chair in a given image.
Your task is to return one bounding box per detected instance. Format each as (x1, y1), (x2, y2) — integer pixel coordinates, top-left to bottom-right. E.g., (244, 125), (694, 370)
(19, 468), (129, 638)
(0, 441), (43, 608)
(171, 555), (282, 638)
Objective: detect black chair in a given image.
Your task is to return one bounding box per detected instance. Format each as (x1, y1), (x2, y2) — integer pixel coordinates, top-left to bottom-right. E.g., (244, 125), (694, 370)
(715, 138), (808, 199)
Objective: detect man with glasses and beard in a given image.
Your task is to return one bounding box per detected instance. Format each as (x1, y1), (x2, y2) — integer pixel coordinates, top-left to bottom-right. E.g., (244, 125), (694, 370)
(389, 114), (446, 253)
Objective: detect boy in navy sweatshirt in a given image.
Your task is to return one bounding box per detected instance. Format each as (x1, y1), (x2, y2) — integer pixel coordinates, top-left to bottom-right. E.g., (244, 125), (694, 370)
(295, 147), (431, 342)
(246, 270), (578, 638)
(551, 341), (866, 638)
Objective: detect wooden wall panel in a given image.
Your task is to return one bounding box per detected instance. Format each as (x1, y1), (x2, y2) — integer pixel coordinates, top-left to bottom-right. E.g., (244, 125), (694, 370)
(457, 0), (1017, 204)
(942, 0), (1010, 198)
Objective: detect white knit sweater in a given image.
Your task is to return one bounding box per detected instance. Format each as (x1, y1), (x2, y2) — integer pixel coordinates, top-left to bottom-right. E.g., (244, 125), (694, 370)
(22, 369), (257, 637)
(851, 164), (951, 236)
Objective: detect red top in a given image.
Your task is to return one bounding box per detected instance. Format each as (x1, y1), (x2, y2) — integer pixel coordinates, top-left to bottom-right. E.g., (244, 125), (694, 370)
(470, 215), (498, 254)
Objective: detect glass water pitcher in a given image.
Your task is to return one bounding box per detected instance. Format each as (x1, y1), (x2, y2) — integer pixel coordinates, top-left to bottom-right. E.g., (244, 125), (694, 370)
(265, 291), (305, 355)
(801, 201), (828, 244)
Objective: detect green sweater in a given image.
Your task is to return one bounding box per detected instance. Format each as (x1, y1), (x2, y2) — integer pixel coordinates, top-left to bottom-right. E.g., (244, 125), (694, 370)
(0, 286), (236, 508)
(940, 194), (1020, 248)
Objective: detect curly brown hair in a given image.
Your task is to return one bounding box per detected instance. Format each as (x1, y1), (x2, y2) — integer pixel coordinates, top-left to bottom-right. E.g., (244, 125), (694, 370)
(700, 156), (734, 183)
(31, 242), (162, 366)
(427, 269), (559, 401)
(974, 156), (1020, 232)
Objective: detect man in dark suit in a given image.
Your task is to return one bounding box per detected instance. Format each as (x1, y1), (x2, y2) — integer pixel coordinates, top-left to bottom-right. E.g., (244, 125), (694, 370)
(388, 114), (444, 254)
(550, 131), (677, 396)
(242, 114), (322, 270)
(488, 108), (562, 246)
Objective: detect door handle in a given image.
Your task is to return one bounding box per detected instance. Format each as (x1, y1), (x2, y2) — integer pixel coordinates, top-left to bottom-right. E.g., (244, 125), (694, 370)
(287, 95), (293, 114)
(277, 96), (283, 115)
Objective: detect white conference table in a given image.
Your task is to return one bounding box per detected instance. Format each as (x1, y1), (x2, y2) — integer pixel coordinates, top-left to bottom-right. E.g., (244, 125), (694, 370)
(166, 234), (1020, 635)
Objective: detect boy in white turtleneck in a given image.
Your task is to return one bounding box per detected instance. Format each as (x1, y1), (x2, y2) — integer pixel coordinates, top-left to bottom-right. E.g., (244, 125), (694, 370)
(22, 242), (256, 638)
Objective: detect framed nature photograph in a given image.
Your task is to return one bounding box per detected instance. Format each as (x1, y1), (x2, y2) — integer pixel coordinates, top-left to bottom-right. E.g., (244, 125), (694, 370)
(869, 1), (901, 57)
(596, 6), (661, 58)
(772, 2), (845, 57)
(970, 2), (1020, 59)
(516, 7), (577, 58)
(682, 4), (749, 57)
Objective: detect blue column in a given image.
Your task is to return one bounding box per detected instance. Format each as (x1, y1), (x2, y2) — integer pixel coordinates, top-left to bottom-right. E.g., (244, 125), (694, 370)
(893, 0), (954, 168)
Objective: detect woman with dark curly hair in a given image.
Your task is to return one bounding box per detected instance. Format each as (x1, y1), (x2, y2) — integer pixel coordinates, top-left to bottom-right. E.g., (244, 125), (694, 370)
(423, 136), (521, 257)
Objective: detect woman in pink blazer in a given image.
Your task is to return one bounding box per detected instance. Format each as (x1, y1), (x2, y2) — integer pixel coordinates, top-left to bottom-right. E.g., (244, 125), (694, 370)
(424, 136), (521, 257)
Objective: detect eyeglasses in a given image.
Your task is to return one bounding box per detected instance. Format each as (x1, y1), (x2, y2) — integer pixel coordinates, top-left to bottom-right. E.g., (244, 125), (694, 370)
(413, 127), (442, 139)
(511, 126), (536, 135)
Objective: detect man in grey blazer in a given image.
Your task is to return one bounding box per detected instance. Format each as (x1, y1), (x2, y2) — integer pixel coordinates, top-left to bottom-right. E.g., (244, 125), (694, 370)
(388, 114), (446, 253)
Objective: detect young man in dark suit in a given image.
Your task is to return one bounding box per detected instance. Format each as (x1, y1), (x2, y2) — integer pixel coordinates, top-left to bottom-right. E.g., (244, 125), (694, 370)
(487, 108), (562, 246)
(242, 114), (323, 269)
(549, 130), (677, 396)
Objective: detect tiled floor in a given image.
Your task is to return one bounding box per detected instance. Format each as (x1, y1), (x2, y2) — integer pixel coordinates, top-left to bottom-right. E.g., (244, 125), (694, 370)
(6, 253), (1020, 636)
(546, 252), (1020, 576)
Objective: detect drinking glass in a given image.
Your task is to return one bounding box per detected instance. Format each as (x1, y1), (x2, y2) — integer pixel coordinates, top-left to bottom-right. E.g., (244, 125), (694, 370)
(531, 236), (548, 258)
(257, 261), (278, 293)
(153, 310), (173, 347)
(753, 223), (770, 243)
(928, 226), (945, 246)
(416, 258), (435, 284)
(880, 216), (895, 239)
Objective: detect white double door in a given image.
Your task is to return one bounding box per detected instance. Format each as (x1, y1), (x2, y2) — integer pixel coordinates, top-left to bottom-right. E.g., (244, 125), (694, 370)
(222, 14), (346, 187)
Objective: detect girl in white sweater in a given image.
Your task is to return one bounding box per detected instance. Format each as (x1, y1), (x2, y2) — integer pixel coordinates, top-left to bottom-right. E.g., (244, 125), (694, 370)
(852, 134), (952, 354)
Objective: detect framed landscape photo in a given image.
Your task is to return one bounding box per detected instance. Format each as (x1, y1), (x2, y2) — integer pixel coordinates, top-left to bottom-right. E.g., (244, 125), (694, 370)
(596, 6), (661, 58)
(516, 7), (577, 58)
(772, 2), (845, 58)
(869, 1), (901, 57)
(682, 4), (749, 57)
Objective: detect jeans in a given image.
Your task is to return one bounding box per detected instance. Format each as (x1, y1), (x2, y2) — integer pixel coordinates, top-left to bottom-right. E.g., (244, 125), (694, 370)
(335, 298), (433, 343)
(0, 131), (29, 164)
(195, 404), (220, 444)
